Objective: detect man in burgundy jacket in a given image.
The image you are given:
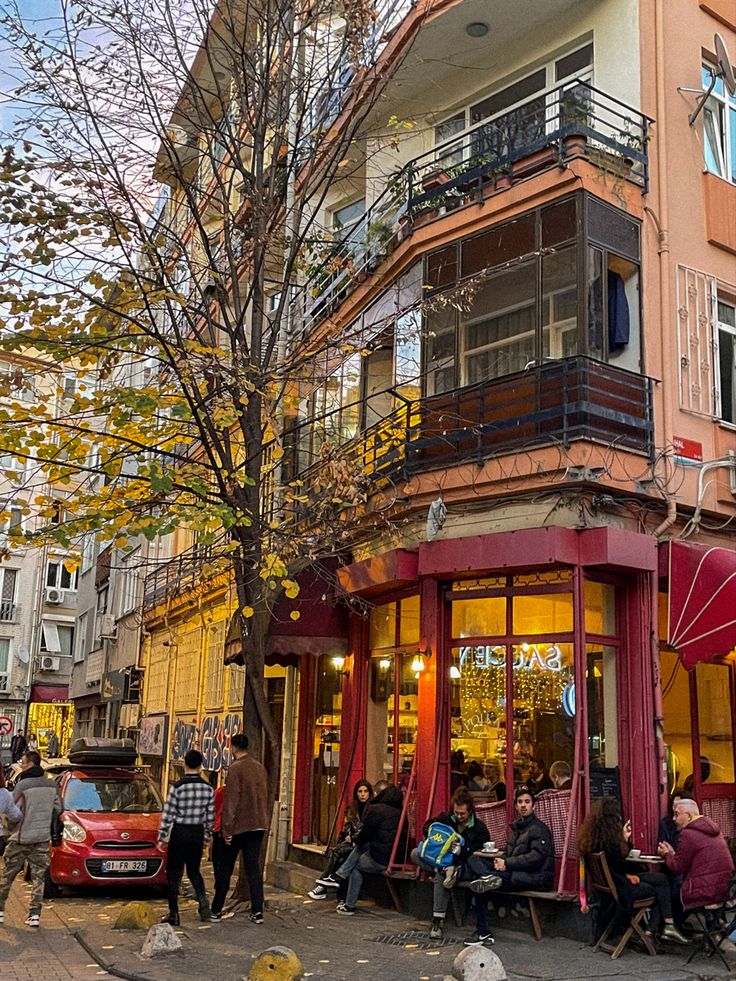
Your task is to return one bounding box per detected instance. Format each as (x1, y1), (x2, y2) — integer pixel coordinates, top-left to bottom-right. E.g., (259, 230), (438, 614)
(658, 798), (733, 909)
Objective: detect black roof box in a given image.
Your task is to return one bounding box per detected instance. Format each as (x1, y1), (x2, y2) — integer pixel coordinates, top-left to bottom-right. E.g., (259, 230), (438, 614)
(68, 737), (137, 766)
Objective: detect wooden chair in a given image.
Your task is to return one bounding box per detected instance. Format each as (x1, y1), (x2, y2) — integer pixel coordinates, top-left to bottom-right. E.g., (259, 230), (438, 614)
(586, 851), (656, 959)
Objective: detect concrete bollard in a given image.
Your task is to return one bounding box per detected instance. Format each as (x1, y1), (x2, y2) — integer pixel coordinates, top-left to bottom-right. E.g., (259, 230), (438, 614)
(113, 901), (157, 930)
(452, 944), (507, 981)
(140, 922), (183, 958)
(246, 946), (304, 981)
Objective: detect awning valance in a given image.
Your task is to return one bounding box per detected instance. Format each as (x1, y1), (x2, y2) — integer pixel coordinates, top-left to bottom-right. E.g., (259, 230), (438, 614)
(30, 684), (69, 703)
(666, 540), (736, 669)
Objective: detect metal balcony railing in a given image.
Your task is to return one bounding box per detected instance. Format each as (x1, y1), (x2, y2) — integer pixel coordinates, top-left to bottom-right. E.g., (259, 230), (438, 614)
(296, 80), (651, 334)
(0, 600), (17, 622)
(142, 543), (227, 610)
(283, 358), (655, 508)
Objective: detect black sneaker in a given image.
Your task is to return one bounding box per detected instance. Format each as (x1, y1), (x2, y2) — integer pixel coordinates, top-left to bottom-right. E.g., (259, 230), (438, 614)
(210, 911), (234, 922)
(161, 913), (180, 926)
(464, 929), (494, 946)
(248, 911), (264, 924)
(197, 896), (211, 922)
(470, 874), (503, 893)
(429, 918), (443, 940)
(315, 873), (343, 889)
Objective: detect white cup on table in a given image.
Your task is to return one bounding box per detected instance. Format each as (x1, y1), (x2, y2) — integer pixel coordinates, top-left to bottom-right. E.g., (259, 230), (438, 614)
(629, 848), (641, 859)
(483, 841), (496, 852)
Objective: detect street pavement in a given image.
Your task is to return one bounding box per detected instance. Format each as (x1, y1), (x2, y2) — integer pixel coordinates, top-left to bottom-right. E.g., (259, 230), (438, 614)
(1, 874), (735, 981)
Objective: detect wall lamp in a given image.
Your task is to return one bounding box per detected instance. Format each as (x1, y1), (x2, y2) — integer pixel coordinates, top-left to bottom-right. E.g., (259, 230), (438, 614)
(331, 655), (350, 678)
(411, 648), (432, 673)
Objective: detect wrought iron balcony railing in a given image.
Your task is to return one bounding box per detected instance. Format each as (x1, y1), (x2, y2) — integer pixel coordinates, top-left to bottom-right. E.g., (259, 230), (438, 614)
(0, 600), (18, 622)
(297, 80), (651, 335)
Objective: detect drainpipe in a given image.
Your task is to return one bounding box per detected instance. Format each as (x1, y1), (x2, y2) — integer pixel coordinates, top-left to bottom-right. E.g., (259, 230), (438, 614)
(653, 495), (677, 539)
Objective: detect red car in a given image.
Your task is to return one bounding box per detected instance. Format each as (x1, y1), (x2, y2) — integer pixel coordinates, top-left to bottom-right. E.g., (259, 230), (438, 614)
(49, 764), (167, 891)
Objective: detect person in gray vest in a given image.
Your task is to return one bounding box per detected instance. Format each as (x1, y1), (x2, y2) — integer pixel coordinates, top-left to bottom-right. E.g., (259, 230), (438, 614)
(0, 750), (62, 928)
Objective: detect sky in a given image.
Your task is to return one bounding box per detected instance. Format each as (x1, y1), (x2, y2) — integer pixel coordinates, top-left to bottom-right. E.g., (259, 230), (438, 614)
(0, 0), (60, 131)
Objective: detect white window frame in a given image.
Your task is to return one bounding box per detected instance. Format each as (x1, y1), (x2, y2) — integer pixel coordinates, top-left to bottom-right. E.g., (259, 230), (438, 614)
(46, 559), (79, 592)
(330, 198), (366, 247)
(0, 637), (9, 692)
(40, 618), (74, 657)
(702, 62), (736, 184)
(74, 610), (88, 663)
(433, 42), (594, 162)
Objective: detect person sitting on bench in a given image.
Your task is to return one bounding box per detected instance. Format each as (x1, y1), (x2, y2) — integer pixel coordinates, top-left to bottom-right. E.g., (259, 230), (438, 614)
(466, 785), (554, 944)
(411, 787), (490, 940)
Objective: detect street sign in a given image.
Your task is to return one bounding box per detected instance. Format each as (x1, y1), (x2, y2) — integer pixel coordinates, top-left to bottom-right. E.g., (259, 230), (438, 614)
(0, 716), (14, 735)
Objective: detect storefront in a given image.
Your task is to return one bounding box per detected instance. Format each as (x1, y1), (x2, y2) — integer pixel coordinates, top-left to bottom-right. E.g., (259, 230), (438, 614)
(289, 526), (665, 864)
(28, 684), (74, 756)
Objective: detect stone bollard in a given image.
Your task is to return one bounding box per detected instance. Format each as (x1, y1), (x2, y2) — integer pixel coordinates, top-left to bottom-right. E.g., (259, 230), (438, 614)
(113, 901), (157, 931)
(451, 944), (507, 981)
(246, 946), (304, 981)
(140, 922), (183, 958)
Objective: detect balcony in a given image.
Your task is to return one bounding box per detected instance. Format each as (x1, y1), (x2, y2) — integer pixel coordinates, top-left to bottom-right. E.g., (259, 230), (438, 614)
(298, 81), (651, 334)
(287, 358), (655, 499)
(0, 600), (18, 622)
(142, 544), (230, 611)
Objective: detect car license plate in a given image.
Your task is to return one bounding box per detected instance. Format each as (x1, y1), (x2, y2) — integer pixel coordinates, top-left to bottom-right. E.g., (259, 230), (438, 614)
(101, 860), (147, 873)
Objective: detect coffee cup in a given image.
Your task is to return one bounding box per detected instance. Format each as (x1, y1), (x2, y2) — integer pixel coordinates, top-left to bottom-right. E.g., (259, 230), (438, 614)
(629, 848), (641, 859)
(483, 841), (495, 852)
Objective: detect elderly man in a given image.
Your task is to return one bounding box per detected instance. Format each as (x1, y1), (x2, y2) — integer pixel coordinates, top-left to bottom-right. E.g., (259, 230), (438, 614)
(657, 798), (734, 910)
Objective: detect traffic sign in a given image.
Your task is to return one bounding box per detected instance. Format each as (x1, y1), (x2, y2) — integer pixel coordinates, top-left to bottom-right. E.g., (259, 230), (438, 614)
(0, 716), (13, 735)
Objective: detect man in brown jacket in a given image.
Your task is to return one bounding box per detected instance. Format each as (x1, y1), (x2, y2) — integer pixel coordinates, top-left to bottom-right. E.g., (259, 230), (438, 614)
(210, 733), (270, 923)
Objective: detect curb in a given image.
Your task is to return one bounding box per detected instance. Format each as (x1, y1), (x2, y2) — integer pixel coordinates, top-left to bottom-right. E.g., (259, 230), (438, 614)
(73, 930), (155, 981)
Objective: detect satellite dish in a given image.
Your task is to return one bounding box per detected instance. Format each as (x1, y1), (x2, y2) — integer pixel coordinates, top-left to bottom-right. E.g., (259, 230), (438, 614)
(715, 32), (736, 96)
(15, 646), (29, 664)
(689, 33), (736, 124)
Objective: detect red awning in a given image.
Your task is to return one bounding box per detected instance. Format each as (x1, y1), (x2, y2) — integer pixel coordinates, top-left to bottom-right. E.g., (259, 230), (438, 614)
(667, 540), (736, 669)
(30, 684), (70, 703)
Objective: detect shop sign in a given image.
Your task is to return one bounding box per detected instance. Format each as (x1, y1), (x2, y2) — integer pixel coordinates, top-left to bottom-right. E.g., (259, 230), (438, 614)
(171, 712), (242, 771)
(458, 644), (563, 672)
(139, 715), (168, 756)
(101, 670), (127, 702)
(673, 436), (703, 462)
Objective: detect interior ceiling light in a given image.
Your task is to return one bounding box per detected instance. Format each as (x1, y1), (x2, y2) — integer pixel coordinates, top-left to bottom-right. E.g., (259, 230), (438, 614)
(465, 22), (489, 38)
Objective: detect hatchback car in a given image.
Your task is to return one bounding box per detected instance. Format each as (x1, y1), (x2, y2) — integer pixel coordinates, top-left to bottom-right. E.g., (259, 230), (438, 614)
(49, 764), (167, 890)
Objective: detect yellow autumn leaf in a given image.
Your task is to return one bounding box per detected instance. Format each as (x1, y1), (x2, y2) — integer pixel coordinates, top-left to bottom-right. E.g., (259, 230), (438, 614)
(289, 610), (300, 621)
(242, 606), (254, 618)
(283, 579), (299, 599)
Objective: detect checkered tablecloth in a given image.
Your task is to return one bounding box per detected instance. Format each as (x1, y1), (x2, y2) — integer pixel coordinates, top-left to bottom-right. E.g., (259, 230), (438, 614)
(475, 801), (509, 846)
(535, 789), (576, 858)
(703, 797), (736, 838)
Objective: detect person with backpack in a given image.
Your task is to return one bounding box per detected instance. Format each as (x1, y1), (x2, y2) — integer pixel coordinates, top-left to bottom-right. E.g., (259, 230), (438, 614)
(411, 787), (490, 939)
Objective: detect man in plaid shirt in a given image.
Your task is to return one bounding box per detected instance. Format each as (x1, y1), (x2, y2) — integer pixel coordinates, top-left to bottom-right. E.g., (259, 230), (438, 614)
(158, 749), (215, 925)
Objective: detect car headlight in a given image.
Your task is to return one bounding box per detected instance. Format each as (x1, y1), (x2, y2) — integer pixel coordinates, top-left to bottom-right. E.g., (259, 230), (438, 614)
(61, 820), (86, 843)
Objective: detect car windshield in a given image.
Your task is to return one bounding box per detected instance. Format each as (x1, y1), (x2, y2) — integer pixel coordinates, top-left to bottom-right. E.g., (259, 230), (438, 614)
(64, 777), (163, 813)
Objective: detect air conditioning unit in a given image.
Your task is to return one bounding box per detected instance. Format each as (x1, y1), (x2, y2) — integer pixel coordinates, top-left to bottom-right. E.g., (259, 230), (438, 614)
(40, 655), (61, 671)
(45, 587), (65, 605)
(99, 613), (117, 639)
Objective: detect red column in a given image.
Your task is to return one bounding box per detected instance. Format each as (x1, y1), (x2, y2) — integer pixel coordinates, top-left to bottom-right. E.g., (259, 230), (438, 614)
(416, 576), (448, 823)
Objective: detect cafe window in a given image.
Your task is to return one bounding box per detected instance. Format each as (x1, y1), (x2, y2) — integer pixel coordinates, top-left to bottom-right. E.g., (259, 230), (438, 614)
(660, 649), (694, 793)
(586, 644), (618, 769)
(696, 661), (735, 785)
(312, 652), (345, 843)
(366, 597), (420, 788)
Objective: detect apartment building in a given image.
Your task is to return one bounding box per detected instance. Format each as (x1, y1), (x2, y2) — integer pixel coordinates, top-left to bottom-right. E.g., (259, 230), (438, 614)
(140, 0), (736, 874)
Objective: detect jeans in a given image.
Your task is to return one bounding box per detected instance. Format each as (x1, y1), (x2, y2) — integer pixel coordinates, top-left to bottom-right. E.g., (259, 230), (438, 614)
(0, 840), (50, 916)
(211, 830), (264, 916)
(166, 824), (206, 915)
(410, 847), (452, 918)
(336, 848), (386, 909)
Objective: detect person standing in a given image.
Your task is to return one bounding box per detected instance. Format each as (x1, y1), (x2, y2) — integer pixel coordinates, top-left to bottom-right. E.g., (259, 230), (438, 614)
(0, 750), (62, 928)
(212, 734), (270, 924)
(0, 766), (22, 858)
(10, 730), (27, 764)
(46, 731), (60, 759)
(157, 749), (215, 926)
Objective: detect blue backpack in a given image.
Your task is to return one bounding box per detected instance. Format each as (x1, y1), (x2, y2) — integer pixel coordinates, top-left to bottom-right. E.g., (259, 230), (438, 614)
(418, 821), (463, 869)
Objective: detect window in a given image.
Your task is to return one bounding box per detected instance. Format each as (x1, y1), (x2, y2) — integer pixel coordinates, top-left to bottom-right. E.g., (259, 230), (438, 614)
(0, 453), (25, 474)
(0, 500), (23, 538)
(702, 63), (736, 184)
(433, 43), (593, 163)
(120, 557), (140, 615)
(46, 560), (79, 591)
(74, 611), (88, 663)
(0, 638), (9, 691)
(40, 621), (74, 656)
(717, 299), (736, 423)
(0, 568), (18, 622)
(331, 198), (366, 247)
(0, 363), (35, 403)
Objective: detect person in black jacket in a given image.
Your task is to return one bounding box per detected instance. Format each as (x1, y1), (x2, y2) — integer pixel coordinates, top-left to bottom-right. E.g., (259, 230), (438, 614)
(317, 785), (404, 915)
(410, 787), (490, 939)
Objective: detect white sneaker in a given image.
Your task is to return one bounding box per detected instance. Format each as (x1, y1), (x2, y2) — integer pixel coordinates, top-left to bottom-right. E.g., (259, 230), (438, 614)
(25, 914), (40, 928)
(308, 887), (328, 900)
(0, 910), (4, 925)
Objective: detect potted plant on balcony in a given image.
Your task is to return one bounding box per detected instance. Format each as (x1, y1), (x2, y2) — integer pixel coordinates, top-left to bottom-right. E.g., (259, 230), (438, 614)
(421, 166), (452, 193)
(560, 86), (590, 158)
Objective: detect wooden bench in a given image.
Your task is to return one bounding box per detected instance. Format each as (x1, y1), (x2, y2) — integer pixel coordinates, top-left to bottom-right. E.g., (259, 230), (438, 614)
(382, 869), (419, 913)
(451, 881), (577, 940)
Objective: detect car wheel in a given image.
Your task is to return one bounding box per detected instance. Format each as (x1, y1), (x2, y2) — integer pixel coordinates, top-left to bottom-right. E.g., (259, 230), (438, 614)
(43, 868), (62, 898)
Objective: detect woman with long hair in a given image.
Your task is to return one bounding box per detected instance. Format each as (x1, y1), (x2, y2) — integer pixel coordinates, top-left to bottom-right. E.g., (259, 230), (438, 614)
(308, 779), (373, 900)
(578, 796), (688, 944)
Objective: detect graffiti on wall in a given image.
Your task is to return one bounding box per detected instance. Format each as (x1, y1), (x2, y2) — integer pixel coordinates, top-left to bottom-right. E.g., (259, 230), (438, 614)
(171, 713), (242, 771)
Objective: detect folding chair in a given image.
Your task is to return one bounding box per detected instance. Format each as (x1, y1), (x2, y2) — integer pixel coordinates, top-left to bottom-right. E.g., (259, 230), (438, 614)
(686, 872), (736, 969)
(586, 851), (657, 959)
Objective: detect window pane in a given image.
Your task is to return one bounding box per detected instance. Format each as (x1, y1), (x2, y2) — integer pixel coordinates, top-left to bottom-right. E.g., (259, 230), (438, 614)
(367, 654), (394, 785)
(703, 103), (725, 177)
(450, 644), (507, 794)
(426, 246), (457, 290)
(426, 303), (456, 395)
(607, 256), (641, 372)
(313, 653), (343, 843)
(587, 198), (640, 261)
(696, 662), (734, 784)
(471, 69), (546, 122)
(513, 642), (574, 784)
(542, 198), (577, 248)
(370, 602), (397, 648)
(394, 309), (422, 400)
(730, 108), (736, 183)
(555, 43), (594, 82)
(0, 638), (9, 672)
(399, 595), (420, 645)
(661, 650), (693, 793)
(542, 246), (578, 360)
(513, 593), (573, 634)
(718, 328), (735, 423)
(461, 215), (535, 279)
(451, 597), (506, 639)
(587, 247), (605, 361)
(460, 260), (537, 382)
(585, 581), (616, 635)
(586, 644), (618, 768)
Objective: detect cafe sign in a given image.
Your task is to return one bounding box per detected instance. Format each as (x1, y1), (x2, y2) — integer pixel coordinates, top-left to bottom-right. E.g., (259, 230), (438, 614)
(459, 644), (563, 672)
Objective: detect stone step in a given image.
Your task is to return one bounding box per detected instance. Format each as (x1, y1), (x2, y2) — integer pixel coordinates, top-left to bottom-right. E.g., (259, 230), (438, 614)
(266, 860), (320, 897)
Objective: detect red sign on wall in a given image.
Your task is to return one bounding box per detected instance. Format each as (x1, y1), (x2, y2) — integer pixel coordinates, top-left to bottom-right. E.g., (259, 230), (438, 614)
(673, 436), (703, 462)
